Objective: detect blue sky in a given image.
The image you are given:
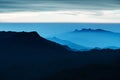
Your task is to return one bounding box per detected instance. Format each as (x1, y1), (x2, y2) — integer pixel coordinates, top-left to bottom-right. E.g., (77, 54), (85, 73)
(0, 23), (120, 37)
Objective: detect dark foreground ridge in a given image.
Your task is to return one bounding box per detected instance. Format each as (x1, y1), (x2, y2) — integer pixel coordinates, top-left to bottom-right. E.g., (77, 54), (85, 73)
(0, 31), (120, 80)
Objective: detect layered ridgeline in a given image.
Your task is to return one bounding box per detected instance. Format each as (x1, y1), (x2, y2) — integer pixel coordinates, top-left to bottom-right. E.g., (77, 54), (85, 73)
(0, 31), (120, 80)
(49, 29), (120, 50)
(47, 37), (90, 51)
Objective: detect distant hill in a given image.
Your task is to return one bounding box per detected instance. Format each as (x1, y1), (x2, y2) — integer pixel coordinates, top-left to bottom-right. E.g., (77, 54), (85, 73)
(54, 28), (120, 48)
(103, 46), (120, 49)
(47, 37), (90, 51)
(73, 28), (112, 33)
(0, 31), (120, 80)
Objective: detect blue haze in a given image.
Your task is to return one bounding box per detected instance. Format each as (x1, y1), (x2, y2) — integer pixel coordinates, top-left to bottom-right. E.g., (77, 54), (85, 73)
(0, 23), (120, 49)
(0, 23), (120, 37)
(55, 30), (120, 48)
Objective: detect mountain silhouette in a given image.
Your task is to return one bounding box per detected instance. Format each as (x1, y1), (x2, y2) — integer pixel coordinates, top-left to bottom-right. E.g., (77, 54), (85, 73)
(0, 31), (120, 80)
(0, 31), (70, 54)
(44, 63), (120, 80)
(0, 31), (80, 80)
(73, 28), (112, 33)
(47, 37), (90, 51)
(54, 29), (120, 48)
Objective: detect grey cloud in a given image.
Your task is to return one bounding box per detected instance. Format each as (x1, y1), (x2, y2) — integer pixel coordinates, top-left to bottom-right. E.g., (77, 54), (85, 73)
(0, 0), (120, 12)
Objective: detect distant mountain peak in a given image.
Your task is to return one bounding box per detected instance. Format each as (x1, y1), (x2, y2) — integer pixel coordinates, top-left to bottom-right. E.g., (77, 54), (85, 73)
(73, 28), (111, 33)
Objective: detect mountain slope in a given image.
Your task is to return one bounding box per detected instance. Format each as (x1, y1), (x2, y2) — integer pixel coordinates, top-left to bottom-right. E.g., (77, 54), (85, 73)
(0, 31), (120, 80)
(47, 37), (90, 51)
(0, 31), (69, 54)
(55, 29), (120, 48)
(0, 31), (80, 80)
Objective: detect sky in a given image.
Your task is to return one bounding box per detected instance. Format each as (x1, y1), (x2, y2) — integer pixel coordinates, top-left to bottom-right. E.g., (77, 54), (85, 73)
(0, 23), (120, 37)
(0, 0), (120, 22)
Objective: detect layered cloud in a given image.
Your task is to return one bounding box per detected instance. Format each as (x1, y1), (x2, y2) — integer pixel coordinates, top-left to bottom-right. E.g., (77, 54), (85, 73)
(0, 0), (120, 12)
(0, 0), (119, 22)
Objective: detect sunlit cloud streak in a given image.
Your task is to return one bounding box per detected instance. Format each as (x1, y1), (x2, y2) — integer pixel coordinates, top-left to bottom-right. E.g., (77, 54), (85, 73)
(0, 10), (120, 23)
(0, 0), (119, 22)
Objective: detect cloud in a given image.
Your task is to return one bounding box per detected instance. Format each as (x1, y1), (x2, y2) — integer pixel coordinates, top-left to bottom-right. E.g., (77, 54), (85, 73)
(0, 0), (120, 12)
(0, 0), (119, 22)
(0, 10), (119, 23)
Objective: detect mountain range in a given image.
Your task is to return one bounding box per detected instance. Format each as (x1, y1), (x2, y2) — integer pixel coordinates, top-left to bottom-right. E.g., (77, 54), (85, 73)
(52, 28), (120, 49)
(0, 31), (120, 80)
(47, 37), (90, 51)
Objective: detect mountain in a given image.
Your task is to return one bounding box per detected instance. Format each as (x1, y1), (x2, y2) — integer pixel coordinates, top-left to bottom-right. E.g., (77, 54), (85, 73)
(0, 31), (81, 80)
(47, 37), (90, 51)
(44, 63), (120, 80)
(0, 31), (120, 80)
(73, 28), (111, 33)
(54, 28), (120, 48)
(0, 31), (69, 53)
(104, 46), (120, 49)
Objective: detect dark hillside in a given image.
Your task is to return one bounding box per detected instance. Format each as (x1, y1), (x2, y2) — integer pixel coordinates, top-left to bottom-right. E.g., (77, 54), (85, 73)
(0, 31), (120, 80)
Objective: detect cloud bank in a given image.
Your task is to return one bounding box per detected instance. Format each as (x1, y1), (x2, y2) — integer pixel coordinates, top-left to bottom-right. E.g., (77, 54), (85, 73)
(0, 0), (119, 22)
(0, 10), (120, 23)
(0, 0), (120, 12)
